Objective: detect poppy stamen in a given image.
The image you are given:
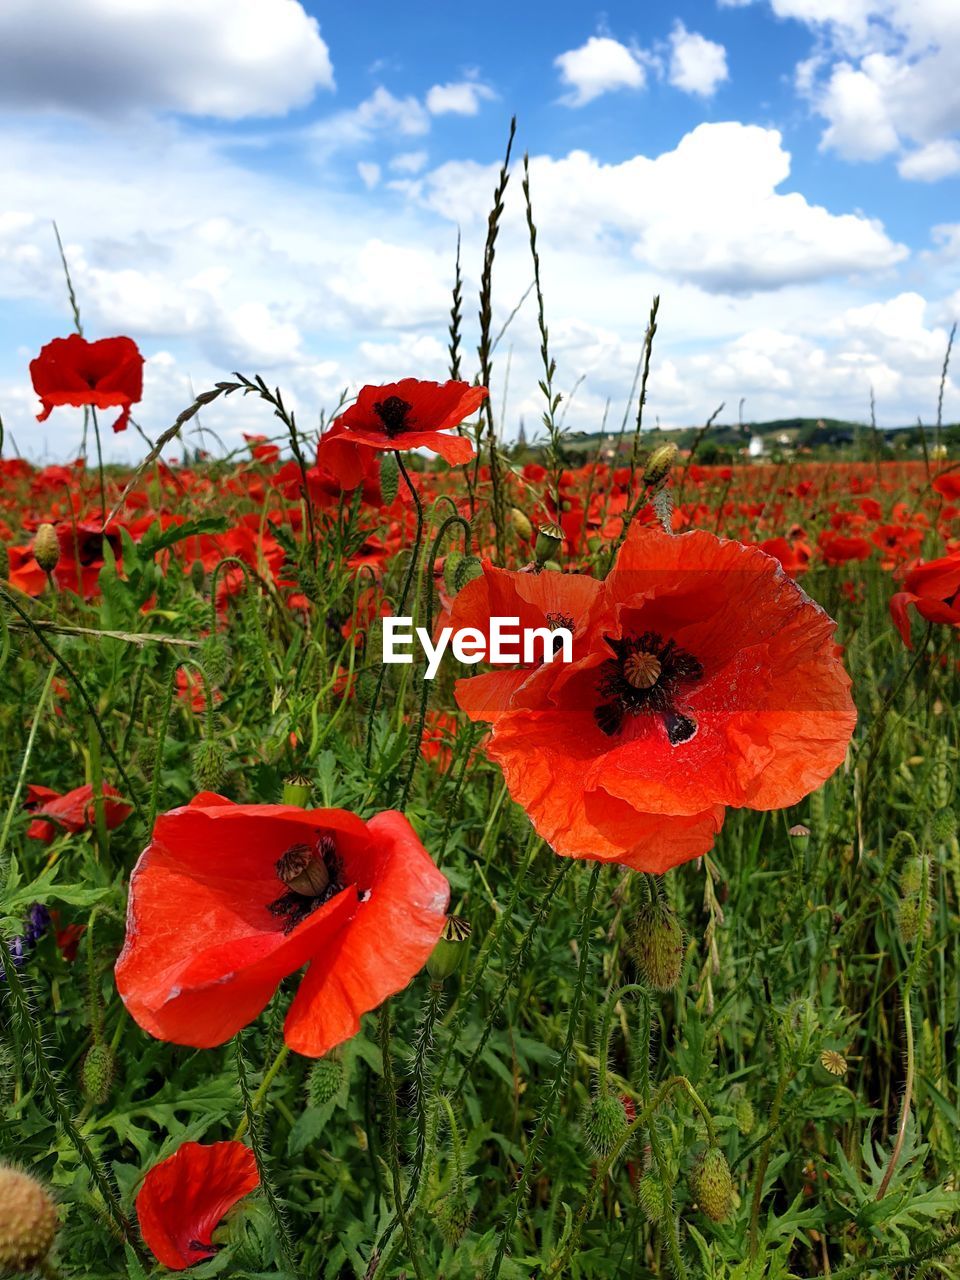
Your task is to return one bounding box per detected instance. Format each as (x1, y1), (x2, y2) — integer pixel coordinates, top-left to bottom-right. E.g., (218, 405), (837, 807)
(594, 631), (701, 744)
(373, 395), (413, 437)
(268, 833), (344, 933)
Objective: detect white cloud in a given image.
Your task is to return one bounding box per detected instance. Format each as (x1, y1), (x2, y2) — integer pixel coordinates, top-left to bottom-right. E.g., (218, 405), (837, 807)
(898, 139), (960, 181)
(668, 23), (729, 97)
(357, 162), (381, 190)
(410, 123), (907, 292)
(390, 150), (429, 174)
(816, 59), (900, 160)
(0, 0), (333, 120)
(309, 87), (430, 154)
(554, 36), (645, 107)
(425, 81), (496, 116)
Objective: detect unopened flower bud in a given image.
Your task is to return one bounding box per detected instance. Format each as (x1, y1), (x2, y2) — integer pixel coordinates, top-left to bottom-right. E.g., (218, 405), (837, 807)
(637, 1173), (665, 1224)
(691, 1147), (733, 1223)
(0, 1165), (58, 1274)
(81, 1042), (116, 1105)
(33, 523), (60, 575)
(583, 1093), (629, 1156)
(199, 636), (230, 687)
(643, 443), (678, 488)
(453, 555), (484, 593)
(734, 1097), (755, 1136)
(379, 453), (400, 506)
(534, 522), (564, 565)
(434, 1188), (473, 1245)
(443, 551), (464, 595)
(900, 855), (924, 899)
(510, 507), (533, 541)
(931, 808), (957, 845)
(427, 915), (471, 982)
(897, 897), (919, 945)
(282, 774), (312, 808)
(192, 737), (229, 791)
(189, 559), (206, 592)
(307, 1053), (344, 1106)
(630, 899), (684, 991)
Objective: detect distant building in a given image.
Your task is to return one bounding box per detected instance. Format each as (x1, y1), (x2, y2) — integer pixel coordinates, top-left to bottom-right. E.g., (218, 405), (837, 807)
(748, 435), (765, 457)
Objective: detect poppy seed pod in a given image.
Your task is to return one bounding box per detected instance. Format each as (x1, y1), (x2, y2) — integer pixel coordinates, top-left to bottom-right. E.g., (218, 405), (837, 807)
(0, 1165), (58, 1274)
(282, 774), (312, 808)
(643, 443), (678, 488)
(534, 522), (564, 565)
(630, 900), (684, 991)
(510, 507), (533, 541)
(427, 914), (471, 981)
(691, 1147), (733, 1223)
(33, 523), (60, 575)
(277, 843), (332, 899)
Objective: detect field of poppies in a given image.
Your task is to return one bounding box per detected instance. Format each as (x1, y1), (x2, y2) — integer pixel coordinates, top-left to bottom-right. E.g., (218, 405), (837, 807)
(2, 211), (960, 1280)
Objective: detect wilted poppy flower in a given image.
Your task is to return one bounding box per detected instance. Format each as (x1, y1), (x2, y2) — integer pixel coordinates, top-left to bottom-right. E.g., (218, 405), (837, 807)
(26, 782), (132, 843)
(136, 1140), (258, 1271)
(115, 794), (449, 1056)
(334, 379), (487, 467)
(30, 334), (144, 433)
(450, 527), (856, 873)
(890, 550), (960, 648)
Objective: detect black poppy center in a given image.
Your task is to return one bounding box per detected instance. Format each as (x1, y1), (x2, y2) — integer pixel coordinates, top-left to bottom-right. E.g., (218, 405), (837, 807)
(594, 631), (702, 745)
(373, 395), (413, 437)
(267, 832), (345, 933)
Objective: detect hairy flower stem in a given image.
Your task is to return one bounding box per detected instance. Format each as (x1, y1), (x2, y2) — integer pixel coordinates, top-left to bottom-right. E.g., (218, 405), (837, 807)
(89, 404), (107, 521)
(488, 862), (602, 1280)
(376, 1001), (426, 1280)
(405, 983), (445, 1210)
(2, 955), (147, 1263)
(877, 849), (930, 1200)
(0, 660), (56, 865)
(364, 452), (423, 769)
(232, 1042), (290, 1142)
(596, 983), (647, 1096)
(147, 663), (176, 832)
(749, 1042), (791, 1256)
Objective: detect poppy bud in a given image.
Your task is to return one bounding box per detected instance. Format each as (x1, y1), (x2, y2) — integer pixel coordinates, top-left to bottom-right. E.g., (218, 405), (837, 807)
(691, 1147), (733, 1223)
(380, 453), (399, 506)
(630, 899), (684, 991)
(897, 897), (920, 945)
(434, 1189), (473, 1246)
(510, 507), (533, 541)
(276, 844), (330, 898)
(296, 565), (322, 605)
(534, 522), (564, 565)
(900, 855), (924, 899)
(0, 1165), (58, 1274)
(426, 915), (471, 982)
(81, 1042), (116, 1105)
(0, 540), (8, 580)
(583, 1093), (629, 1156)
(219, 1200), (273, 1271)
(33, 523), (60, 575)
(443, 551), (464, 596)
(454, 555), (484, 594)
(643, 443), (678, 488)
(307, 1053), (344, 1106)
(734, 1097), (755, 1136)
(636, 1173), (665, 1224)
(931, 808), (957, 845)
(189, 559), (206, 592)
(354, 666), (380, 709)
(192, 738), (229, 791)
(282, 774), (312, 808)
(199, 636), (230, 687)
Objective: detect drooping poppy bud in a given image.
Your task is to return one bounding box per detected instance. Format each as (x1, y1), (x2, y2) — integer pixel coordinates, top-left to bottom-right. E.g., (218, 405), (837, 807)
(691, 1147), (733, 1222)
(630, 899), (684, 991)
(0, 1165), (58, 1275)
(583, 1093), (629, 1156)
(643, 443), (677, 488)
(81, 1042), (116, 1105)
(510, 507), (533, 541)
(33, 524), (60, 575)
(453, 555), (484, 594)
(192, 738), (229, 791)
(636, 1173), (665, 1224)
(307, 1053), (344, 1106)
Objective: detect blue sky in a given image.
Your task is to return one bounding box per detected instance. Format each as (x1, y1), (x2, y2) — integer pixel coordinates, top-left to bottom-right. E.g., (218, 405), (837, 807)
(1, 0), (958, 459)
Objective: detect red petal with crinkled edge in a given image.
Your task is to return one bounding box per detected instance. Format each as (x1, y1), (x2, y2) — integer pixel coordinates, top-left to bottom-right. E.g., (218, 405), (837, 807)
(136, 1140), (258, 1271)
(283, 810), (450, 1056)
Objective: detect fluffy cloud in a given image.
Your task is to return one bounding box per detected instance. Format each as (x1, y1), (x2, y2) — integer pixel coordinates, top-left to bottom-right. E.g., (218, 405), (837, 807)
(668, 23), (729, 97)
(409, 123), (906, 292)
(426, 81), (496, 116)
(898, 139), (960, 182)
(0, 0), (333, 120)
(554, 36), (645, 106)
(309, 87), (430, 154)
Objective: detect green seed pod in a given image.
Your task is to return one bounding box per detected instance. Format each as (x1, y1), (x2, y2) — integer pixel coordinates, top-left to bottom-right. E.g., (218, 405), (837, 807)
(81, 1043), (116, 1106)
(583, 1093), (629, 1156)
(453, 555), (484, 594)
(380, 453), (400, 506)
(192, 737), (229, 791)
(307, 1054), (344, 1107)
(189, 559), (206, 592)
(510, 507), (533, 541)
(630, 899), (684, 991)
(931, 808), (957, 845)
(643, 443), (678, 488)
(734, 1097), (755, 1137)
(282, 774), (312, 808)
(427, 915), (472, 982)
(636, 1173), (665, 1224)
(434, 1188), (473, 1246)
(199, 635), (231, 687)
(691, 1147), (733, 1223)
(33, 523), (60, 574)
(0, 1165), (58, 1275)
(534, 522), (564, 566)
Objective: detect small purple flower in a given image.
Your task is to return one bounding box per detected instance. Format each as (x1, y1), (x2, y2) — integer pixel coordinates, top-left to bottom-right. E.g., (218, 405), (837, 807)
(0, 936), (26, 981)
(25, 903), (51, 947)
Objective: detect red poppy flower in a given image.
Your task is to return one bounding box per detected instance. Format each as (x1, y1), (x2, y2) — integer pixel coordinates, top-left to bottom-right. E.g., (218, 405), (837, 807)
(115, 794), (449, 1057)
(932, 470), (960, 502)
(26, 782), (132, 843)
(136, 1140), (258, 1271)
(450, 528), (856, 874)
(334, 379), (487, 467)
(818, 532), (873, 565)
(30, 335), (144, 434)
(890, 551), (960, 648)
